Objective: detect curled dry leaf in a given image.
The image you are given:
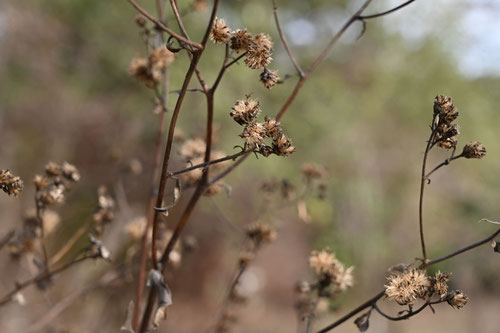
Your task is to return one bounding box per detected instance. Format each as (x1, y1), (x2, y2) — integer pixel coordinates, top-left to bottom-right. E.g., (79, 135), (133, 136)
(354, 311), (371, 332)
(120, 301), (135, 333)
(147, 269), (173, 330)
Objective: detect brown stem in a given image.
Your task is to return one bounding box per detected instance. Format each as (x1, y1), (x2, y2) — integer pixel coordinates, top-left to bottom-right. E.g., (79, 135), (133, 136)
(150, 52), (202, 270)
(272, 0), (304, 78)
(132, 103), (168, 330)
(418, 124), (439, 262)
(305, 294), (320, 333)
(49, 218), (92, 266)
(213, 263), (247, 332)
(170, 149), (250, 178)
(0, 253), (93, 307)
(170, 0), (191, 40)
(423, 228), (500, 267)
(359, 0), (416, 20)
(425, 154), (463, 179)
(315, 291), (385, 333)
(128, 0), (203, 50)
(35, 201), (49, 272)
(371, 300), (440, 321)
(276, 0), (373, 121)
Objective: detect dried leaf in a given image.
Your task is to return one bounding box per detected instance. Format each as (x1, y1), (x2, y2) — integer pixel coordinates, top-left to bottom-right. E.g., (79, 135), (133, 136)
(120, 301), (135, 333)
(297, 200), (312, 224)
(147, 270), (172, 330)
(173, 178), (181, 203)
(89, 234), (112, 261)
(354, 311), (371, 332)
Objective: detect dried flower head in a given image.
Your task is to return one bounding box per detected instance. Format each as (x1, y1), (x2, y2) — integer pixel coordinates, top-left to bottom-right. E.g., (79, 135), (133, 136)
(334, 265), (355, 291)
(62, 162), (80, 182)
(447, 290), (469, 309)
(240, 122), (267, 149)
(302, 163), (328, 179)
(230, 29), (252, 53)
(309, 250), (340, 275)
(135, 14), (147, 27)
(239, 251), (255, 268)
(230, 97), (261, 126)
(180, 138), (206, 160)
(253, 33), (273, 51)
(40, 183), (65, 205)
(245, 47), (272, 70)
(129, 47), (174, 88)
(462, 141), (486, 159)
(434, 95), (458, 122)
(45, 162), (62, 176)
(125, 216), (147, 240)
(192, 0), (208, 12)
(385, 269), (430, 305)
(433, 95), (460, 149)
(245, 223), (277, 245)
(129, 57), (155, 88)
(260, 68), (279, 89)
(273, 133), (296, 156)
(33, 174), (50, 191)
(210, 18), (231, 44)
(93, 186), (115, 232)
(433, 271), (450, 299)
(0, 169), (24, 197)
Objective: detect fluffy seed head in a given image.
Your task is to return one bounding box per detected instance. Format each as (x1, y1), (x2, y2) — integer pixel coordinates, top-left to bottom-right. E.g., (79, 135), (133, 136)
(230, 29), (253, 53)
(230, 98), (261, 125)
(260, 68), (279, 89)
(210, 18), (231, 44)
(0, 169), (24, 197)
(462, 141), (486, 159)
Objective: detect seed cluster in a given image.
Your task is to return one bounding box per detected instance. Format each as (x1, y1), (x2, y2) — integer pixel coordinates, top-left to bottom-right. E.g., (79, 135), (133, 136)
(0, 169), (23, 197)
(129, 46), (175, 88)
(296, 249), (354, 320)
(385, 268), (469, 309)
(210, 18), (279, 89)
(230, 96), (295, 157)
(432, 95), (486, 160)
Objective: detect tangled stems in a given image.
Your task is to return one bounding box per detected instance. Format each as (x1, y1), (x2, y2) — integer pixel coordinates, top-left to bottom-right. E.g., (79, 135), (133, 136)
(315, 227), (500, 333)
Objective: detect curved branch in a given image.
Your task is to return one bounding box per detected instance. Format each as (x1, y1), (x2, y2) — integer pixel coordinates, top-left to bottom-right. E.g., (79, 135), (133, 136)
(272, 0), (304, 78)
(359, 0), (416, 20)
(128, 0), (203, 50)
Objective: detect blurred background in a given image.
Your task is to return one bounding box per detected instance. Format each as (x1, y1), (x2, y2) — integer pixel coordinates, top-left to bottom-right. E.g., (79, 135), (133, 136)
(1, 0), (500, 332)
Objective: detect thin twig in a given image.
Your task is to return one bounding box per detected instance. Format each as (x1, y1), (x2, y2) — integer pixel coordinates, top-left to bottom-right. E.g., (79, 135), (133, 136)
(49, 218), (92, 266)
(359, 0), (416, 20)
(272, 0), (304, 78)
(425, 154), (463, 179)
(423, 228), (500, 267)
(0, 253), (94, 307)
(128, 0), (203, 50)
(315, 291), (385, 333)
(418, 120), (439, 262)
(35, 202), (49, 272)
(305, 294), (320, 333)
(132, 72), (170, 331)
(169, 149), (250, 178)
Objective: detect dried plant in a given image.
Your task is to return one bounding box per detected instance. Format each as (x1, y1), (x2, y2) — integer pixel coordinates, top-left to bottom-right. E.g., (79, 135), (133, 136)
(1, 1), (498, 333)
